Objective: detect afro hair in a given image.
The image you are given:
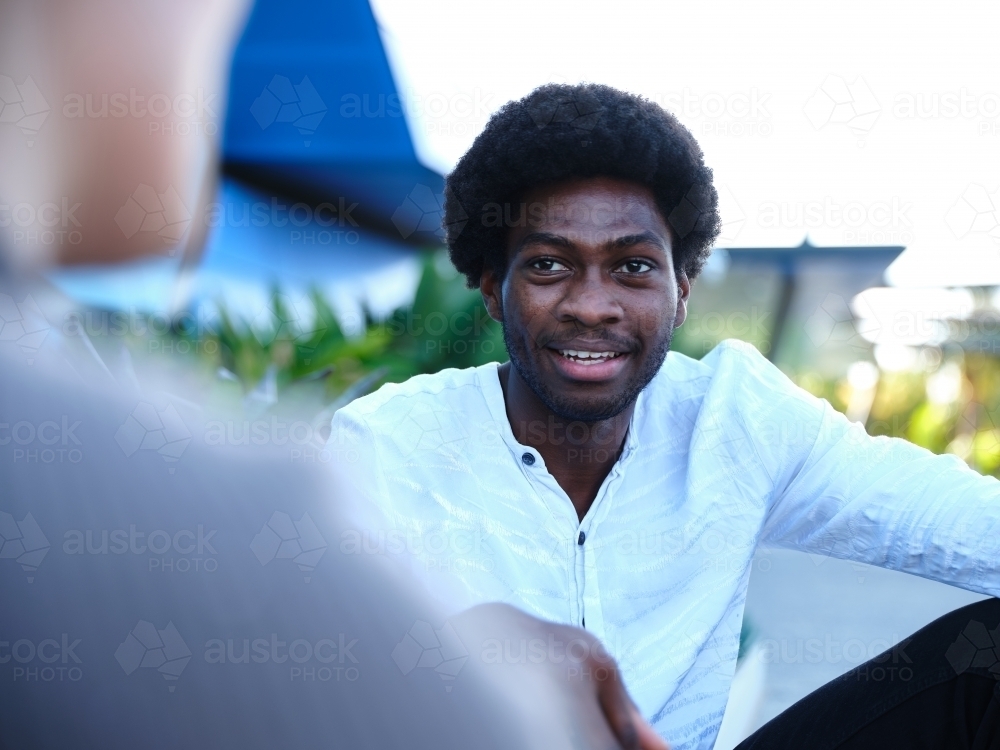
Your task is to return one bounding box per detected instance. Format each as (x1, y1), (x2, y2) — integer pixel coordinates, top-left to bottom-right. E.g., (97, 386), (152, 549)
(443, 83), (722, 288)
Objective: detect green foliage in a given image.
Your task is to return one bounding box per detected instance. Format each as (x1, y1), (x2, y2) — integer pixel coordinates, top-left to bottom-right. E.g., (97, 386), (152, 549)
(176, 249), (506, 406)
(800, 354), (1000, 478)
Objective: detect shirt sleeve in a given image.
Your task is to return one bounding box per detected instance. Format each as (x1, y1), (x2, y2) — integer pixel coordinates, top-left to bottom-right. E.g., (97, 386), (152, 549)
(748, 355), (1000, 598)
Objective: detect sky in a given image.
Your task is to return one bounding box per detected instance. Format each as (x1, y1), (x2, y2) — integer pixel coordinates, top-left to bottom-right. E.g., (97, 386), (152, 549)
(369, 0), (1000, 289)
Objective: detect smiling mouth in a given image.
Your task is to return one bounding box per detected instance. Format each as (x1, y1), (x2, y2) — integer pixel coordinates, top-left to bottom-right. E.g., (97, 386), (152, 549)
(554, 349), (626, 366)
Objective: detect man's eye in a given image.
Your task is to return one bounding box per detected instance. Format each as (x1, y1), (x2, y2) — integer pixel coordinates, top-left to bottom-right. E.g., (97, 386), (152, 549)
(532, 258), (569, 272)
(618, 260), (652, 274)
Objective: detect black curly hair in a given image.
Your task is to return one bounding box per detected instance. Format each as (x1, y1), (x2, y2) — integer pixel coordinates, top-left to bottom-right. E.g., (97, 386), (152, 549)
(443, 83), (722, 289)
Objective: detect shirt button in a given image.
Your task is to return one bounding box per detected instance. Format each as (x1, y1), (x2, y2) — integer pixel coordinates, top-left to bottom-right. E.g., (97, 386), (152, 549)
(521, 452), (535, 466)
(578, 531), (586, 545)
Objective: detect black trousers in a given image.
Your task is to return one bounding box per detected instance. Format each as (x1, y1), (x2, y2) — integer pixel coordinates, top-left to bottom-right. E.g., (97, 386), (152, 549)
(736, 598), (1000, 750)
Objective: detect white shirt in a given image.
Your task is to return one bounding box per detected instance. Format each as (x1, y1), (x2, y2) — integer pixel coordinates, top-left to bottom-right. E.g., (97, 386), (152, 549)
(328, 339), (1000, 750)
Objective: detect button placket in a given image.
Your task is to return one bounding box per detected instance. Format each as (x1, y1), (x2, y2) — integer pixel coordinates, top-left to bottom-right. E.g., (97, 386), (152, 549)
(575, 446), (638, 642)
(512, 445), (582, 626)
(482, 361), (646, 636)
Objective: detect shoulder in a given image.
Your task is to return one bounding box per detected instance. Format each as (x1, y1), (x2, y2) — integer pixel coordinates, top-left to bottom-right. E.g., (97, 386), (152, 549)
(651, 338), (826, 440)
(703, 339), (828, 453)
(697, 337), (773, 375)
(647, 339), (771, 400)
(334, 364), (494, 433)
(666, 340), (829, 498)
(329, 364), (501, 483)
(687, 338), (808, 399)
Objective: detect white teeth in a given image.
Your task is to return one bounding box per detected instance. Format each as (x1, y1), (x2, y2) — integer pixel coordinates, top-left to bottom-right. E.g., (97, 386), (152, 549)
(558, 349), (622, 364)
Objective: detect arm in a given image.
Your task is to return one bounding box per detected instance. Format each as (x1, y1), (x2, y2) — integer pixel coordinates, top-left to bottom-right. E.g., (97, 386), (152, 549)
(756, 372), (1000, 597)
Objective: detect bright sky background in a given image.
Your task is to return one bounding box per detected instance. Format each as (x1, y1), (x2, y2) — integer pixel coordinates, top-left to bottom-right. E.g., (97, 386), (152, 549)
(370, 0), (1000, 289)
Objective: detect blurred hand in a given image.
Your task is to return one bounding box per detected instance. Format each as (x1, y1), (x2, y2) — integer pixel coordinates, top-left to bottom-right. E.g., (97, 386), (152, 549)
(452, 603), (669, 750)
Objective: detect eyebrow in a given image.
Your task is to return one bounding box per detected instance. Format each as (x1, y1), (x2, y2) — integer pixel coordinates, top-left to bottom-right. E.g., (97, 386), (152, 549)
(608, 231), (668, 252)
(515, 230), (667, 254)
(515, 232), (575, 253)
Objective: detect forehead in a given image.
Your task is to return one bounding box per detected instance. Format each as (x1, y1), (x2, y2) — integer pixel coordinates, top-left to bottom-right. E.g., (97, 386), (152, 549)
(515, 176), (669, 237)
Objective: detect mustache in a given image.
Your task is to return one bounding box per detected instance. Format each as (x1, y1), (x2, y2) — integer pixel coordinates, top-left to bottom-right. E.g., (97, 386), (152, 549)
(534, 329), (638, 352)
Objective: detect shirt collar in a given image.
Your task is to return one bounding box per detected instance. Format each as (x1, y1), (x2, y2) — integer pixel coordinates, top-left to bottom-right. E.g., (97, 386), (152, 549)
(476, 361), (645, 462)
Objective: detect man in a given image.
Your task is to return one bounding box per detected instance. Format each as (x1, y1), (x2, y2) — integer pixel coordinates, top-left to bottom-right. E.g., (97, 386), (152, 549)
(330, 83), (1000, 749)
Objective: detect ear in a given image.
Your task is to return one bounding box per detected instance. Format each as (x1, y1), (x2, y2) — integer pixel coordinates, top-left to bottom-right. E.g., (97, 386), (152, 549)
(480, 267), (504, 324)
(674, 271), (691, 328)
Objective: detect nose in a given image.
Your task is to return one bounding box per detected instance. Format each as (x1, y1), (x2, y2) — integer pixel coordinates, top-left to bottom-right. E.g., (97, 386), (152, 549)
(556, 268), (623, 328)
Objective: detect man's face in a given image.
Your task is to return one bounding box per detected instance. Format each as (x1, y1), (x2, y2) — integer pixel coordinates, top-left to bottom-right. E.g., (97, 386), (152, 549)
(481, 176), (690, 423)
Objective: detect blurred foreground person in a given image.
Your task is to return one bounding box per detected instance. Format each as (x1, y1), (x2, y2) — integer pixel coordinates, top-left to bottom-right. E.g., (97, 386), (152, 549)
(0, 347), (666, 750)
(331, 84), (1000, 749)
(0, 0), (665, 746)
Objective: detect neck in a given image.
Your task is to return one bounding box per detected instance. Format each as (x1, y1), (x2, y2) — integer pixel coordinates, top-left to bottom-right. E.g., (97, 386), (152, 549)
(497, 361), (634, 522)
